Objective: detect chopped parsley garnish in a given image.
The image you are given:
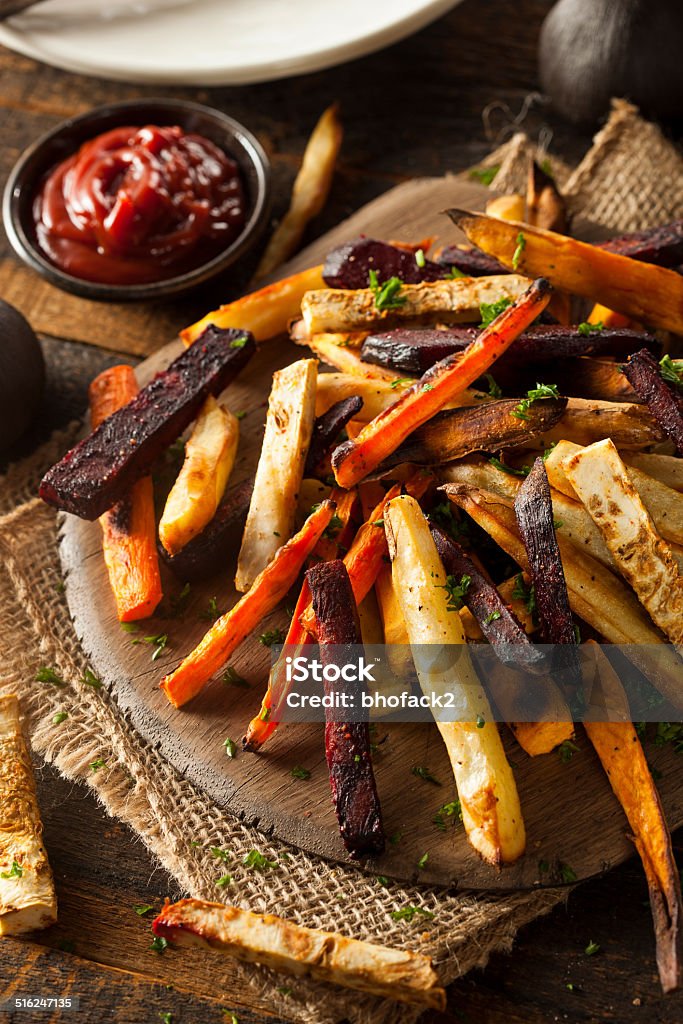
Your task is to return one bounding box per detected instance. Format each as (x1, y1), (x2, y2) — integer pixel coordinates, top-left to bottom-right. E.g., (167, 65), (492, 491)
(483, 611), (501, 625)
(120, 622), (139, 634)
(417, 852), (429, 869)
(81, 668), (102, 690)
(323, 513), (344, 538)
(277, 987), (293, 997)
(222, 666), (250, 688)
(90, 758), (107, 773)
(210, 846), (230, 862)
(542, 441), (557, 461)
(150, 936), (168, 953)
(258, 706), (271, 722)
(553, 518), (564, 529)
(479, 297), (513, 329)
(559, 862), (577, 883)
(469, 164), (499, 186)
(513, 382), (560, 420)
(235, 410), (246, 420)
(224, 737), (238, 759)
(577, 320), (604, 337)
(654, 722), (683, 752)
(53, 711), (68, 725)
(483, 373), (503, 399)
(377, 875), (390, 887)
(585, 940), (601, 956)
(259, 628), (285, 648)
(169, 581), (191, 615)
(489, 456), (530, 477)
(422, 383), (434, 392)
(433, 799), (462, 830)
(290, 765), (311, 780)
(132, 633), (169, 661)
(216, 874), (233, 888)
(448, 265), (466, 278)
(200, 596), (223, 621)
(390, 904), (435, 922)
(558, 740), (580, 764)
(1, 860), (22, 879)
(476, 714), (485, 728)
(390, 377), (415, 389)
(659, 354), (683, 390)
(159, 1013), (173, 1024)
(389, 830), (402, 845)
(242, 849), (277, 872)
(415, 248), (426, 268)
(441, 573), (471, 613)
(512, 574), (536, 616)
(429, 501), (470, 545)
(222, 1014), (239, 1024)
(35, 667), (66, 687)
(512, 232), (526, 270)
(412, 765), (442, 786)
(368, 269), (406, 312)
(230, 334), (249, 349)
(134, 904), (155, 916)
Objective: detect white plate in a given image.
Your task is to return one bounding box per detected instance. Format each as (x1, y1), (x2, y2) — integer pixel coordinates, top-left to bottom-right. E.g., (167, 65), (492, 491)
(0, 0), (462, 85)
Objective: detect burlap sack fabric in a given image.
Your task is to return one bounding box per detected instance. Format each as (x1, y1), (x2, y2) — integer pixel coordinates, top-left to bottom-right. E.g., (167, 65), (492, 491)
(0, 100), (681, 1024)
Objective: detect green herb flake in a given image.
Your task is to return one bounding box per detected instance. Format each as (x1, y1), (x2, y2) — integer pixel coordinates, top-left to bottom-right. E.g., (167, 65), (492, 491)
(169, 581), (191, 615)
(415, 248), (426, 268)
(390, 377), (415, 389)
(323, 513), (344, 539)
(512, 574), (537, 616)
(224, 737), (238, 759)
(235, 411), (247, 420)
(417, 852), (429, 869)
(200, 596), (223, 622)
(429, 502), (470, 545)
(389, 830), (402, 845)
(479, 297), (513, 329)
(134, 903), (155, 916)
(513, 382), (560, 421)
(368, 269), (406, 312)
(390, 904), (435, 923)
(133, 633), (169, 661)
(120, 622), (139, 634)
(291, 765), (311, 780)
(222, 666), (250, 689)
(484, 373), (503, 399)
(659, 354), (683, 390)
(53, 711), (68, 725)
(441, 573), (471, 613)
(412, 765), (442, 786)
(489, 456), (530, 477)
(483, 611), (501, 625)
(585, 940), (601, 956)
(210, 846), (230, 862)
(277, 987), (293, 997)
(1, 860), (22, 879)
(469, 165), (499, 186)
(222, 1014), (239, 1024)
(258, 706), (271, 723)
(566, 982), (575, 992)
(230, 334), (249, 349)
(577, 320), (604, 337)
(559, 740), (580, 764)
(35, 667), (66, 688)
(538, 859), (550, 874)
(553, 518), (564, 529)
(216, 874), (233, 888)
(159, 1013), (173, 1024)
(559, 862), (577, 884)
(433, 799), (462, 831)
(512, 232), (526, 270)
(377, 875), (390, 887)
(90, 758), (106, 773)
(150, 936), (168, 953)
(242, 849), (277, 872)
(81, 668), (102, 690)
(259, 628), (285, 648)
(448, 265), (466, 279)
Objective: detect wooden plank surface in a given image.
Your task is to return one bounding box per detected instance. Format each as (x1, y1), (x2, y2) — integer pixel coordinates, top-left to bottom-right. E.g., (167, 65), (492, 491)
(59, 174), (683, 891)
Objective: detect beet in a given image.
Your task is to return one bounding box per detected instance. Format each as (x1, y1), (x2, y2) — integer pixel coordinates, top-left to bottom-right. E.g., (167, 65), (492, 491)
(322, 237), (445, 289)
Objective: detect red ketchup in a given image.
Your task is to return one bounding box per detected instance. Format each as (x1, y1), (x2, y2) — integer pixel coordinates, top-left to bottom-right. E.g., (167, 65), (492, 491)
(33, 124), (247, 285)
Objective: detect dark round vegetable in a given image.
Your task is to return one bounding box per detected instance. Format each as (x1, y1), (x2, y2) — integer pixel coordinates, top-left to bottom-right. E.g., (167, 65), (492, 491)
(539, 0), (683, 125)
(0, 300), (44, 451)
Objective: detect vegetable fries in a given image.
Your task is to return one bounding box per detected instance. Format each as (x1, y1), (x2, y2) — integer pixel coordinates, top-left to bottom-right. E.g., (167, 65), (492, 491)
(159, 396), (239, 556)
(385, 495), (525, 865)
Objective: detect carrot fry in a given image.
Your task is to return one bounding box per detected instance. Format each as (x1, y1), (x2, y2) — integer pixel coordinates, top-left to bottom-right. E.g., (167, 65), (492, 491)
(161, 500), (336, 708)
(584, 642), (682, 994)
(181, 265), (326, 347)
(331, 278), (552, 487)
(299, 470), (433, 636)
(89, 366), (162, 622)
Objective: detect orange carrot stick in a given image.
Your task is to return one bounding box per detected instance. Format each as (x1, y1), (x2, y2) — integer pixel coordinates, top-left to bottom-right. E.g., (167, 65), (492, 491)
(89, 366), (162, 622)
(331, 278), (552, 487)
(299, 470), (433, 636)
(161, 500), (336, 708)
(243, 487), (358, 751)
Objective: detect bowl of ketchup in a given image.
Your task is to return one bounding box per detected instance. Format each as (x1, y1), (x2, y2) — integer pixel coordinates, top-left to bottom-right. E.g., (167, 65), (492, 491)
(3, 99), (271, 300)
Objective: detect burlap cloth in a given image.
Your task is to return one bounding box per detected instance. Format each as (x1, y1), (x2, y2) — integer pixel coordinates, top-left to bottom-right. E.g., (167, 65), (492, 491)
(0, 100), (681, 1024)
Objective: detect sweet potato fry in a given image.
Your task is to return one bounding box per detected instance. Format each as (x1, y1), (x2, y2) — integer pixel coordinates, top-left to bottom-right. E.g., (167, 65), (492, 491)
(181, 265), (326, 347)
(622, 349), (683, 455)
(563, 440), (683, 644)
(89, 365), (162, 621)
(331, 278), (552, 487)
(255, 105), (342, 280)
(160, 500), (336, 708)
(584, 642), (682, 994)
(307, 559), (385, 858)
(447, 209), (683, 334)
(153, 898), (445, 1009)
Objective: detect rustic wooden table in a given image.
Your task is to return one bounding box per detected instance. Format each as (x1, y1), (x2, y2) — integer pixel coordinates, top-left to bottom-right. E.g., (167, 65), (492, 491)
(1, 1), (682, 1021)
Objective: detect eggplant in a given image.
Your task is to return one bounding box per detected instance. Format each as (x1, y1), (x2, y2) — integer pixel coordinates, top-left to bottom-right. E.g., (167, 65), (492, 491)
(322, 237), (445, 289)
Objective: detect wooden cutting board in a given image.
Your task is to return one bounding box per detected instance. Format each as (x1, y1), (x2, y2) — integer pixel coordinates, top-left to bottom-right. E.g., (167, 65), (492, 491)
(60, 176), (683, 891)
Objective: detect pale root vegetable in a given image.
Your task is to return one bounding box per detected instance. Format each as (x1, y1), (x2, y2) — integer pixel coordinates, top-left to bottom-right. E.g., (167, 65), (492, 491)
(153, 898), (446, 1010)
(181, 265), (326, 347)
(159, 396), (239, 556)
(235, 359), (317, 592)
(447, 209), (683, 334)
(535, 398), (663, 450)
(0, 695), (57, 935)
(621, 452), (683, 493)
(315, 373), (487, 422)
(563, 439), (683, 645)
(300, 274), (531, 334)
(254, 104), (342, 280)
(384, 494), (525, 865)
(486, 194), (525, 221)
(305, 336), (400, 381)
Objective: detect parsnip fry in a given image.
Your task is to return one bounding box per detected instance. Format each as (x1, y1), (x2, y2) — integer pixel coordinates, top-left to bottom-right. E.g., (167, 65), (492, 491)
(315, 372), (486, 422)
(621, 452), (683, 493)
(301, 274), (531, 334)
(236, 359), (317, 592)
(159, 397), (238, 556)
(536, 397), (663, 450)
(564, 440), (683, 644)
(332, 278), (552, 488)
(181, 265), (326, 347)
(447, 209), (683, 334)
(384, 495), (525, 865)
(153, 898), (446, 1010)
(255, 105), (342, 280)
(0, 695), (57, 935)
(584, 643), (682, 994)
(161, 500), (336, 708)
(306, 335), (401, 381)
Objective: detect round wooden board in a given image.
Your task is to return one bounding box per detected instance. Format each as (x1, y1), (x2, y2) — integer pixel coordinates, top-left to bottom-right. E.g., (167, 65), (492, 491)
(60, 176), (683, 891)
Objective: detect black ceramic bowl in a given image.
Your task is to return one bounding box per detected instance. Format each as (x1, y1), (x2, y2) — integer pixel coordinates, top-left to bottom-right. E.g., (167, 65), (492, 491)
(3, 98), (271, 301)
